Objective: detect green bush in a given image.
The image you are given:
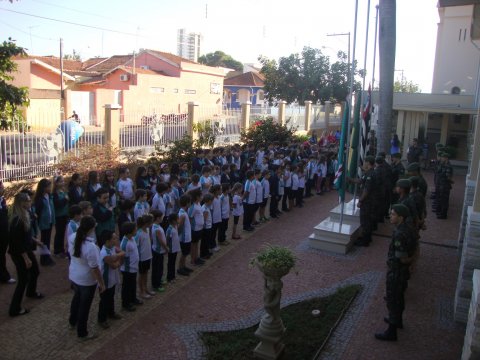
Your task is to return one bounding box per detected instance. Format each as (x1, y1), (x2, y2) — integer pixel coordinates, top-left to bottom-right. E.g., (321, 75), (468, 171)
(443, 145), (457, 159)
(241, 117), (296, 148)
(148, 135), (196, 168)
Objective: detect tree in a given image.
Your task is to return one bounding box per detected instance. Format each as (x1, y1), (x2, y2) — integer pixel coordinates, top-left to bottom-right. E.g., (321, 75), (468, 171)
(377, 0), (396, 154)
(198, 51), (243, 71)
(258, 47), (362, 105)
(0, 38), (29, 131)
(64, 49), (81, 61)
(394, 79), (420, 93)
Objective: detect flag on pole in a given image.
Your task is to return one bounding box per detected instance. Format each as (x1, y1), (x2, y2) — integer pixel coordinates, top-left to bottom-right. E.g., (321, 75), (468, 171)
(360, 85), (372, 167)
(347, 92), (362, 190)
(334, 100), (350, 202)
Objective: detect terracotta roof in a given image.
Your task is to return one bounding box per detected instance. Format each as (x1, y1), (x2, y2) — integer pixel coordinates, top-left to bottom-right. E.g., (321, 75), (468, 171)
(77, 76), (105, 85)
(82, 57), (107, 70)
(19, 55), (83, 71)
(224, 71), (265, 87)
(145, 49), (197, 65)
(64, 70), (102, 77)
(85, 55), (133, 72)
(113, 65), (167, 76)
(225, 70), (242, 79)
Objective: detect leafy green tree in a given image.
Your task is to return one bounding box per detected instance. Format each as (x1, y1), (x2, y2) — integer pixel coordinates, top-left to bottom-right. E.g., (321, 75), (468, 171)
(0, 38), (29, 131)
(259, 47), (362, 105)
(394, 79), (420, 93)
(64, 49), (81, 61)
(198, 51), (243, 71)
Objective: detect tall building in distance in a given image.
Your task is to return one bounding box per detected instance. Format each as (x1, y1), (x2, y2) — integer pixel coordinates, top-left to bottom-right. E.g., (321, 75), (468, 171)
(177, 29), (202, 62)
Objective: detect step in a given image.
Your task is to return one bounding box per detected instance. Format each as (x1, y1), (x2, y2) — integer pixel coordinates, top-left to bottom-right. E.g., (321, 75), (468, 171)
(329, 199), (360, 223)
(309, 216), (360, 254)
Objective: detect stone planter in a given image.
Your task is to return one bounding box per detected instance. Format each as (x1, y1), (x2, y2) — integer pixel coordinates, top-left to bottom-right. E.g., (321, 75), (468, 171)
(253, 262), (292, 360)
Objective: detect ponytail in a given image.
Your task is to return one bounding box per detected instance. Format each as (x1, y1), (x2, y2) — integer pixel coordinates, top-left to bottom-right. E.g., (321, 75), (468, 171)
(73, 215), (96, 258)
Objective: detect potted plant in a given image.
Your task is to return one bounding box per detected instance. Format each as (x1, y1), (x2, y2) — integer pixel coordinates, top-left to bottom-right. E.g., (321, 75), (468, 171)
(250, 245), (296, 277)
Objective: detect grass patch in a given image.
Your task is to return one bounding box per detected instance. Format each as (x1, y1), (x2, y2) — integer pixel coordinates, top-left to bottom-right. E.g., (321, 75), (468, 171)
(200, 284), (361, 360)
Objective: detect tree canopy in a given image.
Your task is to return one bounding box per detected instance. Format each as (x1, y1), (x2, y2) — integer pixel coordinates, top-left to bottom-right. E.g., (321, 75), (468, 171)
(258, 47), (363, 105)
(0, 38), (29, 130)
(198, 51), (243, 71)
(394, 78), (420, 93)
(64, 49), (82, 61)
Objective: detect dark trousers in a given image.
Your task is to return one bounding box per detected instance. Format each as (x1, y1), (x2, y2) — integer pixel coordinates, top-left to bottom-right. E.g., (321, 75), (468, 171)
(360, 202), (374, 242)
(437, 188), (450, 217)
(219, 218), (229, 243)
(305, 179), (314, 196)
(40, 227), (53, 265)
(282, 188), (291, 210)
(296, 188), (304, 206)
(69, 282), (97, 337)
(386, 267), (408, 326)
(200, 229), (211, 258)
(270, 195), (279, 216)
(211, 222), (220, 249)
(243, 203), (254, 229)
(151, 251), (164, 289)
(98, 285), (116, 323)
(121, 271), (137, 307)
(9, 252), (39, 316)
(0, 230), (11, 282)
(167, 252), (177, 281)
(54, 216), (68, 254)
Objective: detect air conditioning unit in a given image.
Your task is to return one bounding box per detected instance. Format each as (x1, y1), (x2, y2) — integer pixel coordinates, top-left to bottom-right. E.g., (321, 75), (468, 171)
(120, 74), (129, 81)
(140, 65), (150, 70)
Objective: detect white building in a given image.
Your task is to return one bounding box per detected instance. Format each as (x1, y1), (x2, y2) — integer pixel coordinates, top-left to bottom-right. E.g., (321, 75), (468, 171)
(177, 29), (202, 62)
(432, 2), (480, 95)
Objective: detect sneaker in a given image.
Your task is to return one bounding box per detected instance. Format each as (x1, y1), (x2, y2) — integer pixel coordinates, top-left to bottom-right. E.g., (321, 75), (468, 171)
(177, 268), (190, 276)
(98, 321), (110, 329)
(153, 287), (165, 293)
(7, 278), (16, 284)
(108, 313), (123, 320)
(78, 333), (98, 342)
(146, 290), (157, 296)
(141, 293), (152, 299)
(194, 258), (205, 265)
(212, 246), (220, 252)
(133, 298), (144, 305)
(161, 279), (167, 285)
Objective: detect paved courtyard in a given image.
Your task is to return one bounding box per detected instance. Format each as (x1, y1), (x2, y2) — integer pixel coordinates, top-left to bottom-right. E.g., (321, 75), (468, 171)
(0, 171), (466, 360)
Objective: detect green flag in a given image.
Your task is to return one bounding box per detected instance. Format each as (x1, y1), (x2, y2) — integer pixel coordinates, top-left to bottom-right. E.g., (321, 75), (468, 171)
(334, 100), (349, 202)
(347, 92), (362, 192)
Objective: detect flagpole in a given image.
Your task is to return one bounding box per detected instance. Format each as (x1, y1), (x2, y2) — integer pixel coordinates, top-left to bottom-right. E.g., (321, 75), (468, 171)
(353, 0), (372, 210)
(340, 0), (359, 229)
(372, 4), (379, 91)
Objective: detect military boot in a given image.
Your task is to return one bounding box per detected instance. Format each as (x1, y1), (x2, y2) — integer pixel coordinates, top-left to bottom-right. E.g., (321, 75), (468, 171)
(375, 324), (397, 341)
(384, 317), (403, 329)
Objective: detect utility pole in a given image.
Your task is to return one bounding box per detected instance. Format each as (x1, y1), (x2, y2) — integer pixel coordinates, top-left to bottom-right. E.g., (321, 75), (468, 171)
(60, 37), (65, 121)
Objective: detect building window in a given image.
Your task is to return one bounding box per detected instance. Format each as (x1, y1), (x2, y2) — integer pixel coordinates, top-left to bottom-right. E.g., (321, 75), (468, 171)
(150, 87), (164, 93)
(185, 89), (196, 94)
(257, 90), (265, 101)
(210, 83), (221, 94)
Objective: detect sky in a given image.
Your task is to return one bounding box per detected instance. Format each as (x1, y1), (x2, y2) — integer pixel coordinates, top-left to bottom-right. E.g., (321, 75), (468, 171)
(0, 0), (439, 92)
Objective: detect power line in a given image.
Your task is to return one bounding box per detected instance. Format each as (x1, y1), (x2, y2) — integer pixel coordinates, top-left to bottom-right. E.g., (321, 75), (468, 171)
(0, 19), (55, 41)
(30, 0), (142, 28)
(0, 7), (145, 37)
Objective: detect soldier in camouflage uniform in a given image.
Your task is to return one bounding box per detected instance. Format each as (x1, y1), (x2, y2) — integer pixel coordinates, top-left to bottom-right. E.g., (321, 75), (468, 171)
(378, 152), (393, 219)
(390, 153), (405, 206)
(409, 176), (426, 231)
(375, 204), (416, 341)
(436, 152), (454, 219)
(406, 162), (428, 198)
(348, 156), (376, 246)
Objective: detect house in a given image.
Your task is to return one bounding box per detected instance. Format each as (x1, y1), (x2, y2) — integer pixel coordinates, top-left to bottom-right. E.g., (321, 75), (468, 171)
(12, 49), (225, 128)
(223, 71), (265, 109)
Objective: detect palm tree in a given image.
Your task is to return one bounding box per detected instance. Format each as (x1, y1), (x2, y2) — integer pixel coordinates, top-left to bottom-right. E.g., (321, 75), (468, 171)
(378, 0), (396, 154)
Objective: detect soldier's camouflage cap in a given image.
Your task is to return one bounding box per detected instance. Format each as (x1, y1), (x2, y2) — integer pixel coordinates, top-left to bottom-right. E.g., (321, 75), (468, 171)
(408, 176), (419, 188)
(375, 156), (384, 163)
(406, 162), (420, 172)
(396, 179), (411, 189)
(392, 204), (410, 218)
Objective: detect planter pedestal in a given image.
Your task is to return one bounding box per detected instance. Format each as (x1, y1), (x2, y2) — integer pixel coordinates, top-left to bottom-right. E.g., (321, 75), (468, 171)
(254, 266), (289, 359)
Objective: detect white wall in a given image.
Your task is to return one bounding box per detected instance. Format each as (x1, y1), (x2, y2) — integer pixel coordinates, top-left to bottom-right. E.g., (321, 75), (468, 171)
(432, 5), (480, 95)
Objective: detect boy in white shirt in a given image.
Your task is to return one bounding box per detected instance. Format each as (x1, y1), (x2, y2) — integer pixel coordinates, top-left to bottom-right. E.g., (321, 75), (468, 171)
(120, 222), (141, 312)
(231, 183), (243, 239)
(210, 185), (222, 252)
(218, 183), (231, 244)
(165, 214), (181, 283)
(253, 169), (263, 225)
(177, 194), (193, 276)
(134, 189), (150, 221)
(242, 171), (256, 232)
(150, 210), (168, 292)
(117, 168), (134, 202)
(200, 166), (213, 195)
(201, 194), (214, 259)
(98, 230), (124, 328)
(188, 189), (205, 266)
(259, 170), (271, 222)
(136, 214), (154, 299)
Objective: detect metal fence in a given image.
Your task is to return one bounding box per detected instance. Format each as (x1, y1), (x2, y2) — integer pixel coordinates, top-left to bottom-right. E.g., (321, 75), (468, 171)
(196, 106), (242, 146)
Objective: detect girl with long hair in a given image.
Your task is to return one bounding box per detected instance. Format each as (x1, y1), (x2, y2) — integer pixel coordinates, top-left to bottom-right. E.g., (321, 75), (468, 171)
(52, 176), (69, 257)
(33, 178), (56, 266)
(8, 192), (43, 316)
(85, 171), (101, 203)
(68, 215), (105, 340)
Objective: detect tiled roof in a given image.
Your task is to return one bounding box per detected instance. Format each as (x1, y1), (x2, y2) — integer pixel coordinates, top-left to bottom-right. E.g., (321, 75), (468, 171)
(115, 66), (167, 76)
(77, 76), (105, 85)
(84, 55), (133, 72)
(82, 57), (107, 70)
(145, 49), (197, 65)
(224, 71), (265, 87)
(19, 55), (83, 71)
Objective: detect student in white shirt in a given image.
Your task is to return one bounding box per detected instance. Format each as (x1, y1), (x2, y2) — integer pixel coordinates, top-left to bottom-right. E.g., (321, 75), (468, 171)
(150, 210), (168, 292)
(116, 168), (134, 202)
(134, 189), (150, 221)
(68, 216), (105, 340)
(242, 170), (256, 232)
(188, 189), (205, 266)
(282, 164), (292, 211)
(165, 214), (180, 283)
(64, 205), (82, 256)
(136, 214), (154, 299)
(218, 183), (231, 244)
(259, 170), (271, 222)
(177, 194), (193, 276)
(231, 183), (243, 239)
(253, 169), (263, 225)
(98, 231), (124, 328)
(199, 166), (213, 195)
(120, 222), (140, 312)
(297, 164), (305, 207)
(210, 185), (222, 252)
(201, 194), (214, 259)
